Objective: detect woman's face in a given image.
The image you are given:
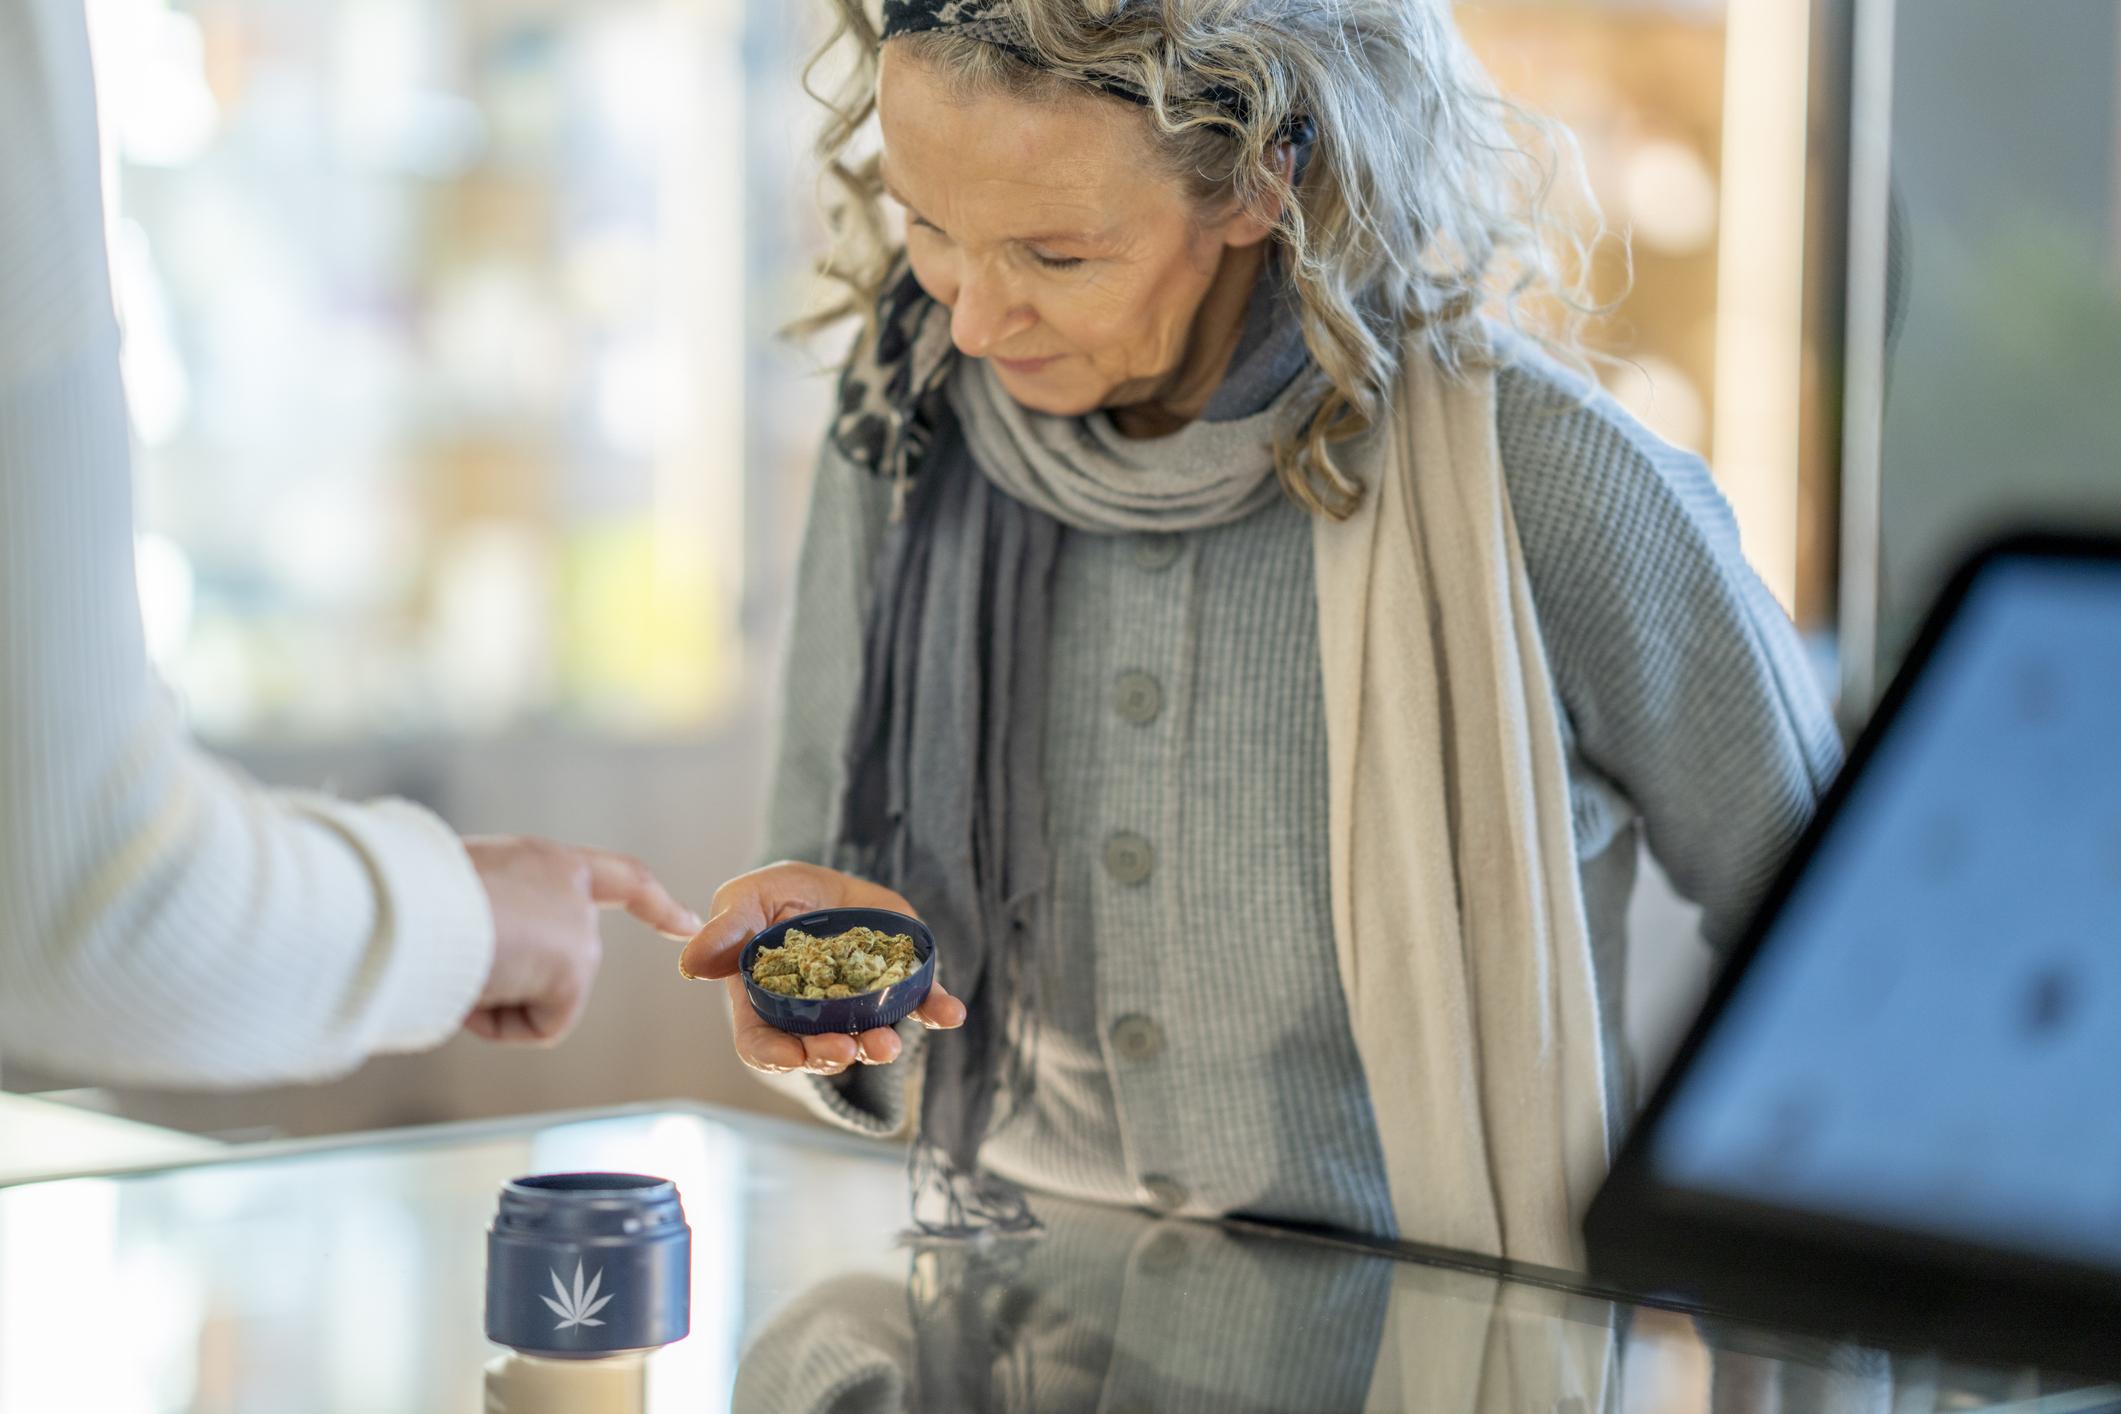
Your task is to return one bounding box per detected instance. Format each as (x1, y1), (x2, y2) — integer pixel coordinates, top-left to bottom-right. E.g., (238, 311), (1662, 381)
(876, 45), (1273, 417)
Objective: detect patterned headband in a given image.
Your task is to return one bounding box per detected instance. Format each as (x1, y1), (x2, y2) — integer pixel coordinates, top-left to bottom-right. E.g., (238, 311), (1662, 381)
(877, 0), (1317, 144)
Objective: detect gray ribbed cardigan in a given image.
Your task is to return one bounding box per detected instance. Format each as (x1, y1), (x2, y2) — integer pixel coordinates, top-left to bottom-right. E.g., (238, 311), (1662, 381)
(759, 340), (1843, 1239)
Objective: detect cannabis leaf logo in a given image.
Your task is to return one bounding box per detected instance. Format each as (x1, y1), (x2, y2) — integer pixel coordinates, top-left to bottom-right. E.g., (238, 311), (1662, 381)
(541, 1260), (616, 1331)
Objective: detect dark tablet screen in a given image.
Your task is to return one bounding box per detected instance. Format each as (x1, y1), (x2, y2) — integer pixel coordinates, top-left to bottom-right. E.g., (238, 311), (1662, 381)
(1651, 555), (2121, 1271)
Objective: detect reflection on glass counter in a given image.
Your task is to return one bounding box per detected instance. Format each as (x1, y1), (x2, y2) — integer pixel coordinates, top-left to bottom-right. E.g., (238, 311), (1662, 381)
(0, 1107), (902, 1410)
(486, 1349), (648, 1414)
(732, 1198), (1613, 1414)
(0, 1104), (2100, 1412)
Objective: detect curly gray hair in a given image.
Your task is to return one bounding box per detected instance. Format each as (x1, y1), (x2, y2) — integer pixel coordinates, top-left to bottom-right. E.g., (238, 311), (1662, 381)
(802, 0), (1613, 517)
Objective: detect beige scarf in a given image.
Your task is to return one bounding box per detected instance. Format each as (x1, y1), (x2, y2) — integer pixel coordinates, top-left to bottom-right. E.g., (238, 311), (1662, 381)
(1330, 341), (1616, 1412)
(1317, 337), (1611, 1271)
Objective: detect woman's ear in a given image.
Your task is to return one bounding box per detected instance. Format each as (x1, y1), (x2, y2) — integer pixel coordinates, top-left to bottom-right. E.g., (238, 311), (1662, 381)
(1222, 140), (1298, 249)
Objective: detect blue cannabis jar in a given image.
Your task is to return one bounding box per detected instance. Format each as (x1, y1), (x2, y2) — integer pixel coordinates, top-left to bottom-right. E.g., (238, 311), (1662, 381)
(485, 1172), (690, 1358)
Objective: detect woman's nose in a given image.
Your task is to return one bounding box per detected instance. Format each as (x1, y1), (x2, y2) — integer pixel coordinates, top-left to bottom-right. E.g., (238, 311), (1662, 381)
(947, 266), (1031, 358)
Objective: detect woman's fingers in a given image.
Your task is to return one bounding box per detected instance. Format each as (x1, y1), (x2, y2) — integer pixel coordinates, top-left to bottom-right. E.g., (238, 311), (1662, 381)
(726, 977), (807, 1071)
(724, 978), (865, 1075)
(855, 1027), (902, 1064)
(680, 864), (824, 979)
(913, 981), (967, 1030)
(681, 901), (765, 981)
(722, 986), (934, 1075)
(800, 1033), (860, 1073)
(681, 866), (796, 979)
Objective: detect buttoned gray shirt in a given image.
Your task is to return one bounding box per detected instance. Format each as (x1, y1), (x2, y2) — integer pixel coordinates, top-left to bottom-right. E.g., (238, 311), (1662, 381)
(758, 342), (1842, 1239)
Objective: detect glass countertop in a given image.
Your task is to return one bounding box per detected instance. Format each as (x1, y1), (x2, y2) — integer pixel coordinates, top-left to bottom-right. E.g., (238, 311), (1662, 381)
(0, 1102), (2102, 1413)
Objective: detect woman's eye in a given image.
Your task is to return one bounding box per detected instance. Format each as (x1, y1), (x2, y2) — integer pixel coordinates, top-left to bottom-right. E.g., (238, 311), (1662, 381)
(1029, 249), (1084, 270)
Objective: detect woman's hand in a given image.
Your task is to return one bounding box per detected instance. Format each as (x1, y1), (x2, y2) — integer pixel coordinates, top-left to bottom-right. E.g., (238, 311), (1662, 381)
(680, 861), (966, 1077)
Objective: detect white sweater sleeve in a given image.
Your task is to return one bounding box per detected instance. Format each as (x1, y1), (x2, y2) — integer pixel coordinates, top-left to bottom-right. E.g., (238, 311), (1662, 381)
(0, 0), (496, 1087)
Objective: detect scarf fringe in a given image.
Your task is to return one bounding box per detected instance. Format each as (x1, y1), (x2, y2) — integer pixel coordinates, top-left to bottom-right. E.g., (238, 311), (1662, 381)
(905, 1139), (1045, 1242)
(904, 1213), (1042, 1414)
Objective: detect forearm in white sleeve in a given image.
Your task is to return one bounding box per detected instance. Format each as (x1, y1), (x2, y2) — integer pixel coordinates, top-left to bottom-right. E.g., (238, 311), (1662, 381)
(0, 0), (495, 1087)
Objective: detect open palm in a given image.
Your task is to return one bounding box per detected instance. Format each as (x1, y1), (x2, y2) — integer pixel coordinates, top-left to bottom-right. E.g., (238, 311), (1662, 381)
(680, 861), (966, 1075)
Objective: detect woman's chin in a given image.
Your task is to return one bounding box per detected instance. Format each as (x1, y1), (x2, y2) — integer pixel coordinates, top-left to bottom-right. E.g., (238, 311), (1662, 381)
(992, 365), (1101, 418)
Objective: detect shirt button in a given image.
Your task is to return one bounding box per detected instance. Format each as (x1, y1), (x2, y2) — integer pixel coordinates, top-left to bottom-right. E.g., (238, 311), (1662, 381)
(1138, 1227), (1191, 1273)
(1133, 534), (1182, 571)
(1113, 670), (1164, 725)
(1104, 831), (1155, 885)
(1139, 1174), (1189, 1213)
(1111, 1013), (1165, 1062)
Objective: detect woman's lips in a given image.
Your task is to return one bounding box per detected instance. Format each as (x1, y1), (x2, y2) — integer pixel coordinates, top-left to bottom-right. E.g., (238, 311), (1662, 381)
(992, 354), (1060, 376)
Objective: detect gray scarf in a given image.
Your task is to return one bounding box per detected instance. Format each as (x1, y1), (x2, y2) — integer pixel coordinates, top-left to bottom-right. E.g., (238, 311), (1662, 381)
(949, 305), (1321, 533)
(830, 263), (1312, 1236)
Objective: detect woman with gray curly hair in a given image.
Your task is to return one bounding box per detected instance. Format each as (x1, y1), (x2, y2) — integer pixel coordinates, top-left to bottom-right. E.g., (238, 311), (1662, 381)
(681, 0), (1841, 1268)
